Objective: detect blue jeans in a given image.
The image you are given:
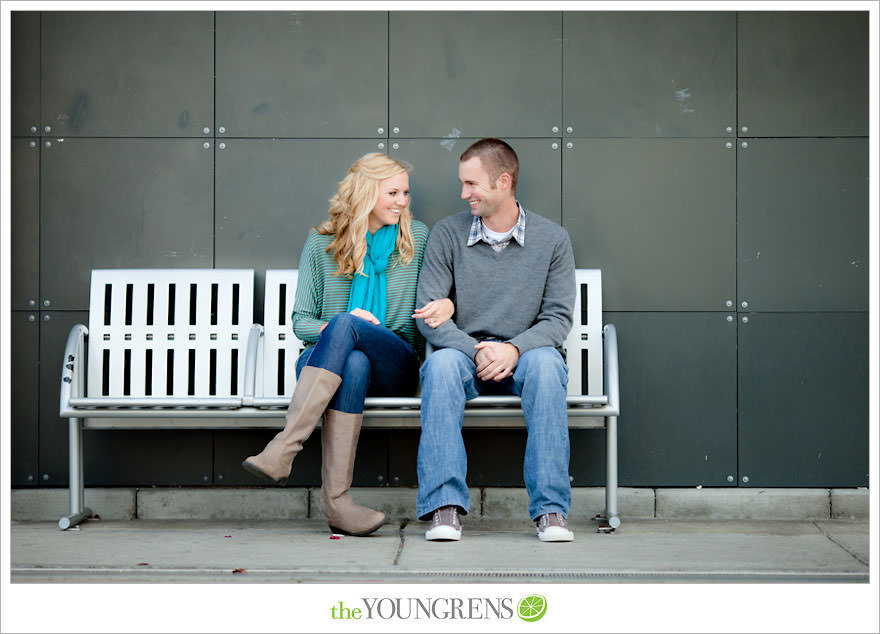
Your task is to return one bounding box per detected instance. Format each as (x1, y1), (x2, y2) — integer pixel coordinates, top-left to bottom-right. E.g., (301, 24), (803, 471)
(416, 346), (571, 521)
(296, 312), (419, 414)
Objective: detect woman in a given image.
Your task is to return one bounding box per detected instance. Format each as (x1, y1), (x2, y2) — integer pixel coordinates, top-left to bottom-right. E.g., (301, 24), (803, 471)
(243, 153), (452, 537)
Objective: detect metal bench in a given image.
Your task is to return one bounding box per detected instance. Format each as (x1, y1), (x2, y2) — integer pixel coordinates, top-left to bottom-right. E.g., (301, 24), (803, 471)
(59, 268), (620, 531)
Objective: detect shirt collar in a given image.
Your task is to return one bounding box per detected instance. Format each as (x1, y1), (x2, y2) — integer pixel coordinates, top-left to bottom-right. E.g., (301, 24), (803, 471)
(467, 202), (527, 247)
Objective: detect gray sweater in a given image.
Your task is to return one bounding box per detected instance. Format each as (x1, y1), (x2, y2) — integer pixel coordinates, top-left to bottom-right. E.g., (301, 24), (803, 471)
(416, 208), (576, 361)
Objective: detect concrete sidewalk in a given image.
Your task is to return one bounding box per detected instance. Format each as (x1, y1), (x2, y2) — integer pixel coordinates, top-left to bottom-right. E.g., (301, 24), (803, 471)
(10, 517), (869, 583)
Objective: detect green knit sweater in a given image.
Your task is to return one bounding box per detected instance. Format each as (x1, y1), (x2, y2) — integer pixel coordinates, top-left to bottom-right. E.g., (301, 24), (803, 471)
(291, 220), (429, 355)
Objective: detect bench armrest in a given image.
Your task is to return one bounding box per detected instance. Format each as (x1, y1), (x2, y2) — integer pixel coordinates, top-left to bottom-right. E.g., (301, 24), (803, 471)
(603, 323), (620, 416)
(242, 323), (265, 406)
(59, 324), (88, 417)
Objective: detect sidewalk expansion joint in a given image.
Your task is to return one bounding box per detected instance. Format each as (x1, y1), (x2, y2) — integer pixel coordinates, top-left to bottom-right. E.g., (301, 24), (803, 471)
(811, 520), (868, 567)
(393, 518), (410, 566)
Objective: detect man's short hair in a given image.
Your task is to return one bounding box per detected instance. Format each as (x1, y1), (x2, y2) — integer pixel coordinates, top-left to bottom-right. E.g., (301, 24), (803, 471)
(460, 138), (519, 192)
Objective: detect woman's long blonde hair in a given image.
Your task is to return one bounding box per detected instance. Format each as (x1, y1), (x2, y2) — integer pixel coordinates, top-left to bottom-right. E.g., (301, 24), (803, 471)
(316, 152), (415, 278)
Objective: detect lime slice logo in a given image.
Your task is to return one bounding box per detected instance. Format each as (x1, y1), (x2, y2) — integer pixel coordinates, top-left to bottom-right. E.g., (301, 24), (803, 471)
(517, 594), (547, 622)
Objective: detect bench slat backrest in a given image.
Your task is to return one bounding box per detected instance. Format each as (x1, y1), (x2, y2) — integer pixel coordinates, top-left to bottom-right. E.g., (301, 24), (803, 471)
(261, 268), (604, 398)
(86, 269), (254, 398)
(261, 269), (304, 398)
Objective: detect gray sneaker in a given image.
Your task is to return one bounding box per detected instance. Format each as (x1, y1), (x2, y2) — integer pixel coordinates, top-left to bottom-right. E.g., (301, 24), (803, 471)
(536, 512), (574, 542)
(425, 505), (462, 541)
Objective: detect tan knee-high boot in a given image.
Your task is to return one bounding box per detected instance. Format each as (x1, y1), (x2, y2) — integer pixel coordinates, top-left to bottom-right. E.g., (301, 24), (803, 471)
(242, 366), (342, 485)
(320, 409), (386, 536)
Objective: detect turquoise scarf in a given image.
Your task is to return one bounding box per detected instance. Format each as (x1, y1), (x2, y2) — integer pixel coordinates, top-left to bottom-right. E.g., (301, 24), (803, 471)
(346, 224), (398, 325)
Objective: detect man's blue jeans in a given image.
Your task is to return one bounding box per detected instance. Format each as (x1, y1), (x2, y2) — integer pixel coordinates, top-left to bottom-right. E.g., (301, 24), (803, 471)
(416, 346), (571, 521)
(296, 312), (420, 414)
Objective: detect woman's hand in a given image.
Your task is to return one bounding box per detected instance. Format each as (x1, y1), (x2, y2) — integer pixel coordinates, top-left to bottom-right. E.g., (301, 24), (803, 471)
(349, 308), (381, 325)
(413, 298), (455, 329)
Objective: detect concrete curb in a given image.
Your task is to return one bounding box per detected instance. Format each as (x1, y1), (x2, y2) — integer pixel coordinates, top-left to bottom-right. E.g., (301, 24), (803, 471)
(11, 486), (869, 522)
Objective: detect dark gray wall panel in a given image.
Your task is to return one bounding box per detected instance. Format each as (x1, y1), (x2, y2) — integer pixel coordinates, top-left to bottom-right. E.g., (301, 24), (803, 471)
(389, 12), (562, 138)
(40, 138), (214, 310)
(609, 312), (738, 486)
(564, 140), (735, 310)
(11, 312), (40, 486)
(12, 139), (40, 310)
(216, 12), (387, 138)
(564, 12), (736, 138)
(39, 311), (213, 486)
(215, 429), (387, 487)
(215, 139), (382, 308)
(738, 12), (868, 137)
(83, 431), (214, 486)
(12, 11), (41, 136)
(388, 427), (605, 488)
(41, 12), (213, 137)
(738, 313), (868, 487)
(738, 139), (868, 311)
(390, 138), (562, 229)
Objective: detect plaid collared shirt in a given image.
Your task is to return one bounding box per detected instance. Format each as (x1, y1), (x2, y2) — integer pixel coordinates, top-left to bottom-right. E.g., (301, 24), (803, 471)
(467, 203), (527, 252)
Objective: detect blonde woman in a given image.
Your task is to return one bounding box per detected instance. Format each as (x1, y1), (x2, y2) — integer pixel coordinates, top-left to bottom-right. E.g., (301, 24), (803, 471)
(243, 153), (452, 537)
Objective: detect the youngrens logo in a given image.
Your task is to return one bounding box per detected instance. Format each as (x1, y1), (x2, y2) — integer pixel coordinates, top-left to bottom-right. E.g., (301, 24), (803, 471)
(329, 595), (547, 621)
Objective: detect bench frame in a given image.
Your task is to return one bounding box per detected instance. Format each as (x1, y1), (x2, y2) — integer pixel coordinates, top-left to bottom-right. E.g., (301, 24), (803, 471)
(58, 269), (620, 531)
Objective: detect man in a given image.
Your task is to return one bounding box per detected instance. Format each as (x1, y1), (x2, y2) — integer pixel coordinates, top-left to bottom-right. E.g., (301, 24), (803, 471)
(415, 138), (576, 542)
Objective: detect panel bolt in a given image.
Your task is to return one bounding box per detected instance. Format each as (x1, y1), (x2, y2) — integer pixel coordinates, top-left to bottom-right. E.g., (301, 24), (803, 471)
(30, 125), (38, 134)
(551, 142), (559, 150)
(29, 299), (37, 307)
(725, 300), (733, 307)
(28, 314), (36, 322)
(726, 126), (734, 133)
(377, 475), (385, 483)
(727, 475), (734, 482)
(726, 315), (734, 323)
(741, 301), (749, 309)
(377, 127), (384, 135)
(741, 316), (749, 324)
(741, 141), (749, 149)
(566, 142), (574, 149)
(551, 125), (559, 133)
(29, 140), (37, 148)
(42, 473), (49, 481)
(392, 126), (400, 134)
(202, 475), (209, 482)
(392, 142), (400, 150)
(43, 314), (51, 321)
(742, 475), (750, 483)
(217, 474), (224, 480)
(393, 476), (400, 484)
(203, 142), (210, 149)
(377, 142), (385, 150)
(27, 474), (34, 481)
(202, 127), (210, 134)
(566, 126), (574, 134)
(218, 126), (226, 134)
(725, 141), (733, 149)
(218, 142), (226, 150)
(43, 299), (51, 307)
(44, 141), (52, 148)
(44, 125), (52, 133)
(741, 125), (749, 133)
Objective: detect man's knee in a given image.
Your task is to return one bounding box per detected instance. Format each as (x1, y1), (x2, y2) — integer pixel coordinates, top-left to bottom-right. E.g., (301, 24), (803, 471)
(421, 348), (472, 383)
(518, 347), (567, 385)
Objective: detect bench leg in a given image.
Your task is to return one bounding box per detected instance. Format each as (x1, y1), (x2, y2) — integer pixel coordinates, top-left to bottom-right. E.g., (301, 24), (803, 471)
(594, 415), (621, 532)
(59, 417), (93, 530)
